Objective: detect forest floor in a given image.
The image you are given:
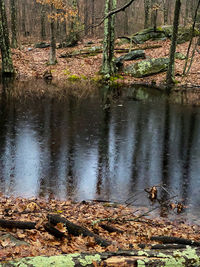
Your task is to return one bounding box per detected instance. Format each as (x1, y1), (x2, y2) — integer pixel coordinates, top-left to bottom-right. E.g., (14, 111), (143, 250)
(0, 191), (200, 263)
(10, 37), (200, 88)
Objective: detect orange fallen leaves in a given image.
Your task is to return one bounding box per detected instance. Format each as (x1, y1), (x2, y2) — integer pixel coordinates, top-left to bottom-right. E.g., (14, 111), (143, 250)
(0, 194), (199, 262)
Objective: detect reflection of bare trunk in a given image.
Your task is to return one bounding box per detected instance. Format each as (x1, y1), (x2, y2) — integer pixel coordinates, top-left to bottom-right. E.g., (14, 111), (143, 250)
(160, 101), (170, 217)
(181, 111), (196, 204)
(130, 110), (143, 191)
(66, 96), (76, 198)
(96, 90), (110, 198)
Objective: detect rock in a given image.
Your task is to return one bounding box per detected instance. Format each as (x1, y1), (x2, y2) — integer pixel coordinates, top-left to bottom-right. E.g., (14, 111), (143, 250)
(132, 27), (166, 44)
(0, 233), (29, 247)
(175, 52), (186, 60)
(128, 25), (200, 44)
(116, 50), (145, 63)
(35, 42), (50, 48)
(125, 57), (169, 78)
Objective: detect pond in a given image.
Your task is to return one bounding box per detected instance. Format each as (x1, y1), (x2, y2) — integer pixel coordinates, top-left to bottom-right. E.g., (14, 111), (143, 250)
(0, 79), (200, 223)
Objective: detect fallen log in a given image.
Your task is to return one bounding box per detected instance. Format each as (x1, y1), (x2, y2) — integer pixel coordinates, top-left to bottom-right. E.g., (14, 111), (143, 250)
(1, 247), (200, 266)
(59, 45), (162, 58)
(47, 214), (111, 247)
(0, 219), (36, 229)
(151, 236), (200, 246)
(139, 243), (187, 250)
(44, 223), (65, 238)
(99, 223), (124, 234)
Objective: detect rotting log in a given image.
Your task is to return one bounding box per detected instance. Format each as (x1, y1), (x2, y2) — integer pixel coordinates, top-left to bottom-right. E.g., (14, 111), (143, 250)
(151, 236), (200, 246)
(59, 45), (162, 58)
(0, 219), (36, 229)
(99, 223), (124, 234)
(44, 223), (65, 238)
(1, 247), (200, 266)
(47, 214), (111, 247)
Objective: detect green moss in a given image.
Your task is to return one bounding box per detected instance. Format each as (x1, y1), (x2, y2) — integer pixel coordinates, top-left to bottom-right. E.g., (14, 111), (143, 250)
(67, 74), (81, 81)
(79, 254), (101, 266)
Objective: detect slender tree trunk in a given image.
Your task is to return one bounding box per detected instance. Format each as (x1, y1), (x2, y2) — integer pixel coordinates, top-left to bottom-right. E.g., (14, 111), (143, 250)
(184, 0), (189, 26)
(123, 0), (129, 34)
(84, 0), (88, 35)
(21, 0), (26, 36)
(10, 0), (17, 48)
(163, 0), (168, 25)
(166, 0), (181, 86)
(0, 0), (14, 75)
(102, 0), (117, 77)
(40, 5), (46, 40)
(49, 4), (57, 65)
(144, 0), (150, 28)
(91, 0), (95, 35)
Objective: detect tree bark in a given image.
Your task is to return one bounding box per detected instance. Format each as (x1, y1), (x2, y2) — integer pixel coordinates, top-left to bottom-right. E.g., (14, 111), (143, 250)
(0, 219), (36, 229)
(9, 0), (17, 48)
(0, 0), (15, 75)
(144, 0), (150, 28)
(166, 0), (181, 86)
(49, 4), (57, 65)
(101, 0), (117, 77)
(2, 247), (200, 266)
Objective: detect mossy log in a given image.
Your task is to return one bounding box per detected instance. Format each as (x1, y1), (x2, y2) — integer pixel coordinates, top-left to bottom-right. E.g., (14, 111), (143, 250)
(1, 247), (200, 266)
(59, 45), (161, 58)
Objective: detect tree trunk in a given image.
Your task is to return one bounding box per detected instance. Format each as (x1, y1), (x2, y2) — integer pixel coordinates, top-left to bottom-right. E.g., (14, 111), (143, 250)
(91, 0), (95, 35)
(101, 0), (117, 77)
(0, 0), (15, 75)
(49, 4), (57, 65)
(166, 0), (181, 86)
(163, 0), (168, 25)
(21, 0), (26, 37)
(40, 4), (46, 41)
(144, 0), (150, 28)
(2, 247), (200, 266)
(84, 0), (88, 35)
(9, 0), (17, 48)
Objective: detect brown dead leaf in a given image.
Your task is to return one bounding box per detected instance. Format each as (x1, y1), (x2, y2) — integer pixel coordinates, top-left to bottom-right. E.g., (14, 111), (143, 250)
(55, 223), (67, 233)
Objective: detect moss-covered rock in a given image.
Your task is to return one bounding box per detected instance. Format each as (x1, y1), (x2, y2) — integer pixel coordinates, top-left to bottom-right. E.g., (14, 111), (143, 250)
(125, 57), (169, 78)
(175, 52), (186, 60)
(116, 50), (145, 63)
(129, 25), (200, 44)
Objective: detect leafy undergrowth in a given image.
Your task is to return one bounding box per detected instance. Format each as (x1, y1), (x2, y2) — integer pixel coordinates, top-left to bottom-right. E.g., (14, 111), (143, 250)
(7, 37), (200, 88)
(0, 194), (200, 262)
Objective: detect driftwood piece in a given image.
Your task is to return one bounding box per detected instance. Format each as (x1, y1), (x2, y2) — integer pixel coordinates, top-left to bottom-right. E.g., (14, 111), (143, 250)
(48, 214), (111, 247)
(99, 223), (124, 234)
(151, 236), (200, 246)
(0, 219), (36, 229)
(2, 247), (200, 266)
(44, 223), (65, 238)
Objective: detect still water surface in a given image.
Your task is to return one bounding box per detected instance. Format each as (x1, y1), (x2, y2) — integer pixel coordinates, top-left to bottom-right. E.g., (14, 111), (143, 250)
(0, 81), (200, 222)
